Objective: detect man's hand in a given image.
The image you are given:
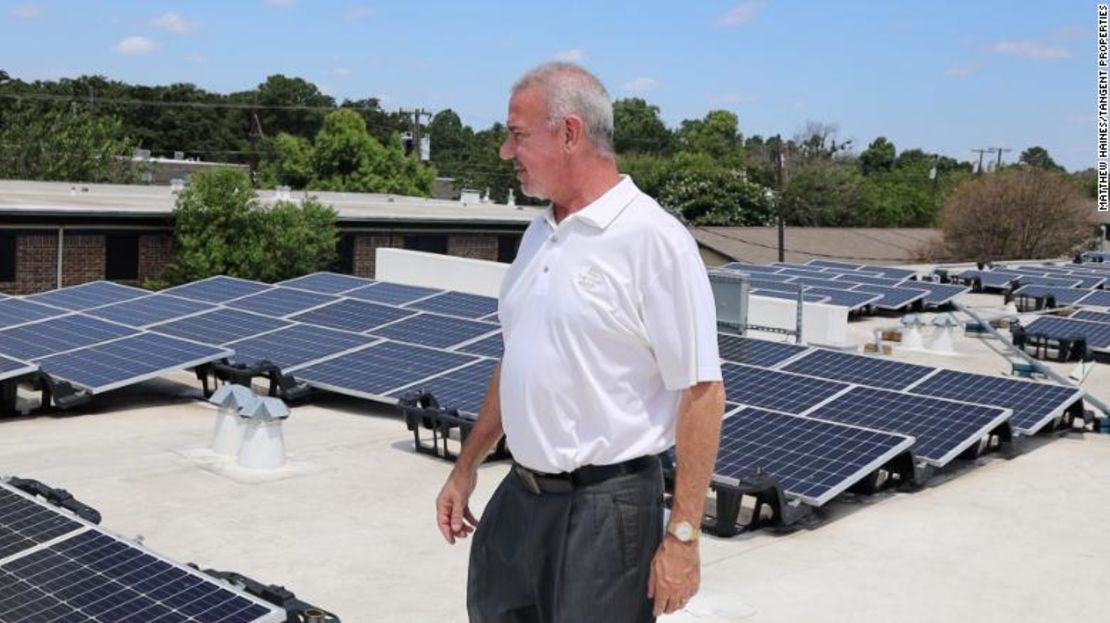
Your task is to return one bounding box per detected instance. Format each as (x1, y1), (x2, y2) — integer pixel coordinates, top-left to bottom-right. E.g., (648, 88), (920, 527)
(647, 535), (700, 616)
(436, 466), (479, 544)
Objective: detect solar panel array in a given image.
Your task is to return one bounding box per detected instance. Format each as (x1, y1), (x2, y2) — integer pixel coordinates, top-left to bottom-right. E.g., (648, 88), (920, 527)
(717, 334), (808, 367)
(0, 482), (284, 623)
(1022, 316), (1110, 352)
(1072, 309), (1110, 324)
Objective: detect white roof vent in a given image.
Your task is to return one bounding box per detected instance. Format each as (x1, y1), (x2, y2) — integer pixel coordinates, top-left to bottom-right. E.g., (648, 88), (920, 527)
(459, 189), (481, 205)
(170, 178), (186, 193)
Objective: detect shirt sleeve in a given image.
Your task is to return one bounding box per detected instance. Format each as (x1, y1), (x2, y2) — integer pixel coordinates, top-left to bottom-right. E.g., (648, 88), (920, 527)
(640, 233), (723, 391)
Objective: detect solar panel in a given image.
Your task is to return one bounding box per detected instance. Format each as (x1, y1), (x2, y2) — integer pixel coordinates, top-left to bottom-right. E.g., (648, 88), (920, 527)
(717, 334), (809, 367)
(0, 315), (137, 361)
(830, 273), (905, 287)
(752, 289), (829, 303)
(899, 281), (969, 306)
(800, 287), (881, 310)
(276, 271), (374, 294)
(404, 291), (499, 319)
(710, 407), (915, 506)
(778, 269), (837, 281)
(1078, 290), (1110, 308)
(782, 349), (935, 390)
(149, 308), (291, 346)
(956, 270), (1016, 289)
(225, 287), (338, 318)
(387, 357), (498, 417)
(343, 282), (442, 305)
(25, 281), (148, 311)
(0, 529), (283, 622)
(1023, 316), (1110, 351)
(1072, 310), (1110, 324)
(370, 313), (499, 349)
(454, 332), (504, 358)
(720, 263), (785, 274)
(0, 486), (82, 559)
(848, 284), (927, 309)
(0, 355), (35, 382)
(82, 294), (214, 328)
(163, 275), (272, 303)
(293, 340), (479, 400)
(0, 298), (67, 329)
(907, 370), (1083, 435)
(1011, 284), (1091, 306)
(749, 278), (800, 290)
(1011, 274), (1084, 288)
(229, 324), (377, 371)
(804, 386), (1010, 466)
(289, 298), (416, 333)
(720, 363), (850, 413)
(36, 333), (231, 393)
(807, 260), (864, 271)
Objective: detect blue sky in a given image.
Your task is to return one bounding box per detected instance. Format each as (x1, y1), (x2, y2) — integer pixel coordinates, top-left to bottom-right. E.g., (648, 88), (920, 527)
(0, 1), (1095, 171)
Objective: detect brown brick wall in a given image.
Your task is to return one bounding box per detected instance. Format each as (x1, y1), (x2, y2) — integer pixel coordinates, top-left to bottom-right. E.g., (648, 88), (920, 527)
(447, 235), (498, 261)
(0, 234), (59, 294)
(139, 234), (176, 283)
(61, 235), (106, 287)
(353, 234), (402, 278)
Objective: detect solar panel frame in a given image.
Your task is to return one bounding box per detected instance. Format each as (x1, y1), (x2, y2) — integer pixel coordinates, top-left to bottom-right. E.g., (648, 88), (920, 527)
(162, 275), (273, 304)
(276, 271), (375, 294)
(905, 369), (1084, 435)
(292, 340), (480, 400)
(149, 308), (292, 346)
(710, 407), (915, 506)
(35, 333), (232, 394)
(225, 287), (339, 318)
(717, 334), (810, 367)
(848, 284), (927, 309)
(82, 294), (214, 328)
(782, 349), (936, 390)
(343, 282), (443, 305)
(228, 324), (379, 371)
(288, 298), (417, 333)
(24, 281), (149, 311)
(0, 486), (83, 560)
(0, 355), (35, 382)
(0, 315), (138, 361)
(386, 357), (499, 418)
(0, 298), (68, 329)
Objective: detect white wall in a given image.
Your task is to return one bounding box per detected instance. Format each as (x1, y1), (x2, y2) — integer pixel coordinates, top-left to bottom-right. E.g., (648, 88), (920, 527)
(747, 295), (849, 347)
(375, 248), (508, 297)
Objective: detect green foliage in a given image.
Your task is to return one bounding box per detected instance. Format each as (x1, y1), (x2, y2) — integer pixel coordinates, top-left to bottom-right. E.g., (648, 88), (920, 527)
(656, 152), (774, 226)
(257, 132), (314, 188)
(613, 98), (673, 155)
(1019, 145), (1063, 172)
(0, 102), (135, 182)
(165, 167), (338, 284)
(859, 137), (895, 176)
(676, 110), (741, 159)
(781, 162), (869, 226)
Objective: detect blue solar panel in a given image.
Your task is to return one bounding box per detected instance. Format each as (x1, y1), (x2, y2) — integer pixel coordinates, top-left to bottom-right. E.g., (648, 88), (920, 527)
(804, 386), (1010, 466)
(830, 273), (904, 287)
(229, 324), (376, 370)
(289, 298), (416, 333)
(869, 266), (916, 280)
(225, 287), (338, 318)
(150, 309), (291, 346)
(83, 294), (213, 328)
(343, 282), (442, 305)
(709, 407), (914, 506)
(778, 269), (837, 281)
(1010, 284), (1090, 306)
(0, 355), (35, 382)
(800, 287), (881, 310)
(1023, 316), (1110, 351)
(848, 284), (926, 309)
(1010, 274), (1083, 288)
(0, 315), (137, 361)
(0, 530), (282, 622)
(25, 281), (148, 311)
(454, 332), (504, 358)
(163, 276), (272, 303)
(36, 333), (231, 393)
(908, 370), (1083, 435)
(404, 291), (499, 319)
(294, 340), (479, 399)
(782, 349), (935, 390)
(807, 260), (864, 271)
(749, 278), (801, 290)
(1078, 290), (1110, 308)
(899, 281), (969, 306)
(388, 357), (498, 417)
(1072, 310), (1110, 324)
(0, 298), (67, 329)
(720, 363), (850, 413)
(956, 270), (1016, 289)
(717, 334), (809, 367)
(0, 487), (82, 559)
(370, 313), (499, 349)
(277, 271), (374, 294)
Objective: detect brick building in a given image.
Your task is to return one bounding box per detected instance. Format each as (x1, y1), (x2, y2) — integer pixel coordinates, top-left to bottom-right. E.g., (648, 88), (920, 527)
(0, 180), (537, 295)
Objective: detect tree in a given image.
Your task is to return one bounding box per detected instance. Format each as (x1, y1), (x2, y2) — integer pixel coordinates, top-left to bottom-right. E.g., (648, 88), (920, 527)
(257, 132), (314, 188)
(793, 121), (851, 163)
(0, 102), (134, 182)
(676, 110), (741, 159)
(938, 168), (1096, 261)
(656, 152), (774, 226)
(780, 162), (868, 226)
(165, 167), (338, 284)
(310, 109), (434, 195)
(1019, 146), (1063, 172)
(612, 98), (672, 155)
(859, 137), (895, 176)
(254, 74), (334, 139)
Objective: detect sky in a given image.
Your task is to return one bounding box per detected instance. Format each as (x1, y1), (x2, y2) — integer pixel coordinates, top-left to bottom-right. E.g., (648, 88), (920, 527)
(0, 0), (1096, 171)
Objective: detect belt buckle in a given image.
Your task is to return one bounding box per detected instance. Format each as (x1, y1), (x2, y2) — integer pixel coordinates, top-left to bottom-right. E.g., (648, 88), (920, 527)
(515, 465), (542, 495)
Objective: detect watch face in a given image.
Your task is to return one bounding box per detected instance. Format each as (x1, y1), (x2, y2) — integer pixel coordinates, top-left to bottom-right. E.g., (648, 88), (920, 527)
(675, 522), (692, 541)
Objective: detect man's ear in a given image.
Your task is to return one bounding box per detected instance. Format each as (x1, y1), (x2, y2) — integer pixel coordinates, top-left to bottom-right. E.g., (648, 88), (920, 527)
(563, 115), (585, 153)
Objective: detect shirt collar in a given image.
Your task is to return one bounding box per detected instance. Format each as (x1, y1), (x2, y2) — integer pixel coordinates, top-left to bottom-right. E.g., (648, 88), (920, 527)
(543, 175), (639, 231)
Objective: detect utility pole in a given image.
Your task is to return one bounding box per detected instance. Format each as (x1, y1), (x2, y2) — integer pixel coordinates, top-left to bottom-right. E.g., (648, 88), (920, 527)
(994, 147), (1012, 170)
(971, 148), (991, 174)
(775, 141), (788, 262)
(399, 108), (433, 160)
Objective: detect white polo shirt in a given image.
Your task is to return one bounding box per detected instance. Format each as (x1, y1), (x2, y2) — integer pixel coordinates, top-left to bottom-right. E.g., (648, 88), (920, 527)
(498, 175), (722, 474)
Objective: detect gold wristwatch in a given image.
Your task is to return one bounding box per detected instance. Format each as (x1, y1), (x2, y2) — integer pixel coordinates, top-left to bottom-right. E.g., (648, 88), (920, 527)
(666, 520), (701, 543)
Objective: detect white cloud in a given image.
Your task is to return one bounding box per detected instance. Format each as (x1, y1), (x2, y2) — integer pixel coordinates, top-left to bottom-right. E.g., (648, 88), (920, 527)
(945, 62), (982, 77)
(553, 48), (586, 62)
(154, 12), (197, 34)
(267, 0), (295, 7)
(710, 93), (757, 105)
(184, 53), (205, 64)
(991, 40), (1070, 60)
(115, 36), (156, 55)
(11, 4), (42, 19)
(345, 5), (374, 19)
(717, 1), (764, 27)
(622, 77), (660, 92)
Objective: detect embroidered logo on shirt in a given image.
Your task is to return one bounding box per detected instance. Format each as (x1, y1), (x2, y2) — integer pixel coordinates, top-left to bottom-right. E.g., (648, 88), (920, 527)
(576, 266), (605, 292)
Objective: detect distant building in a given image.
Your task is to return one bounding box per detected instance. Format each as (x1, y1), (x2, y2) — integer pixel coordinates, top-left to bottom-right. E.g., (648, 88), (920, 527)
(692, 227), (942, 266)
(0, 180), (537, 294)
(130, 151), (251, 186)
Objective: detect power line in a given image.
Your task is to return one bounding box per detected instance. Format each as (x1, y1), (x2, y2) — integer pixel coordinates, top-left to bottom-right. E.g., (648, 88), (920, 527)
(0, 91), (402, 114)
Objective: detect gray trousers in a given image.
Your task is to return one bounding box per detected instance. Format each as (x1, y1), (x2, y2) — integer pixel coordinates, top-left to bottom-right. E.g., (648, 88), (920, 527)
(467, 461), (664, 623)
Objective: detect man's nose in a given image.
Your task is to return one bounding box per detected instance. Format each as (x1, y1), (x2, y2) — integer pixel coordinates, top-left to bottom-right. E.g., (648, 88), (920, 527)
(499, 138), (513, 161)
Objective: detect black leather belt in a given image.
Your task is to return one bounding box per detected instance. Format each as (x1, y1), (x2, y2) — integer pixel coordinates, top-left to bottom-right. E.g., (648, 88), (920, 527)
(513, 455), (659, 495)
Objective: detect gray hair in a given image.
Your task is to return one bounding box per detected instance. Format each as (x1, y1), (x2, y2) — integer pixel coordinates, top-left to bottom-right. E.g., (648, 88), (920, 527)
(512, 62), (614, 158)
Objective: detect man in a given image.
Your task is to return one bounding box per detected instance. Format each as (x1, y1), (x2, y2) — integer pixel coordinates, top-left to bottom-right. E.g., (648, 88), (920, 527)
(435, 62), (724, 623)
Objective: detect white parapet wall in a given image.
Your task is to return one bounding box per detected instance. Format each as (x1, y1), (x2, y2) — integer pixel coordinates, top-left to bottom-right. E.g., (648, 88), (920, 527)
(747, 295), (850, 347)
(375, 248), (509, 297)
